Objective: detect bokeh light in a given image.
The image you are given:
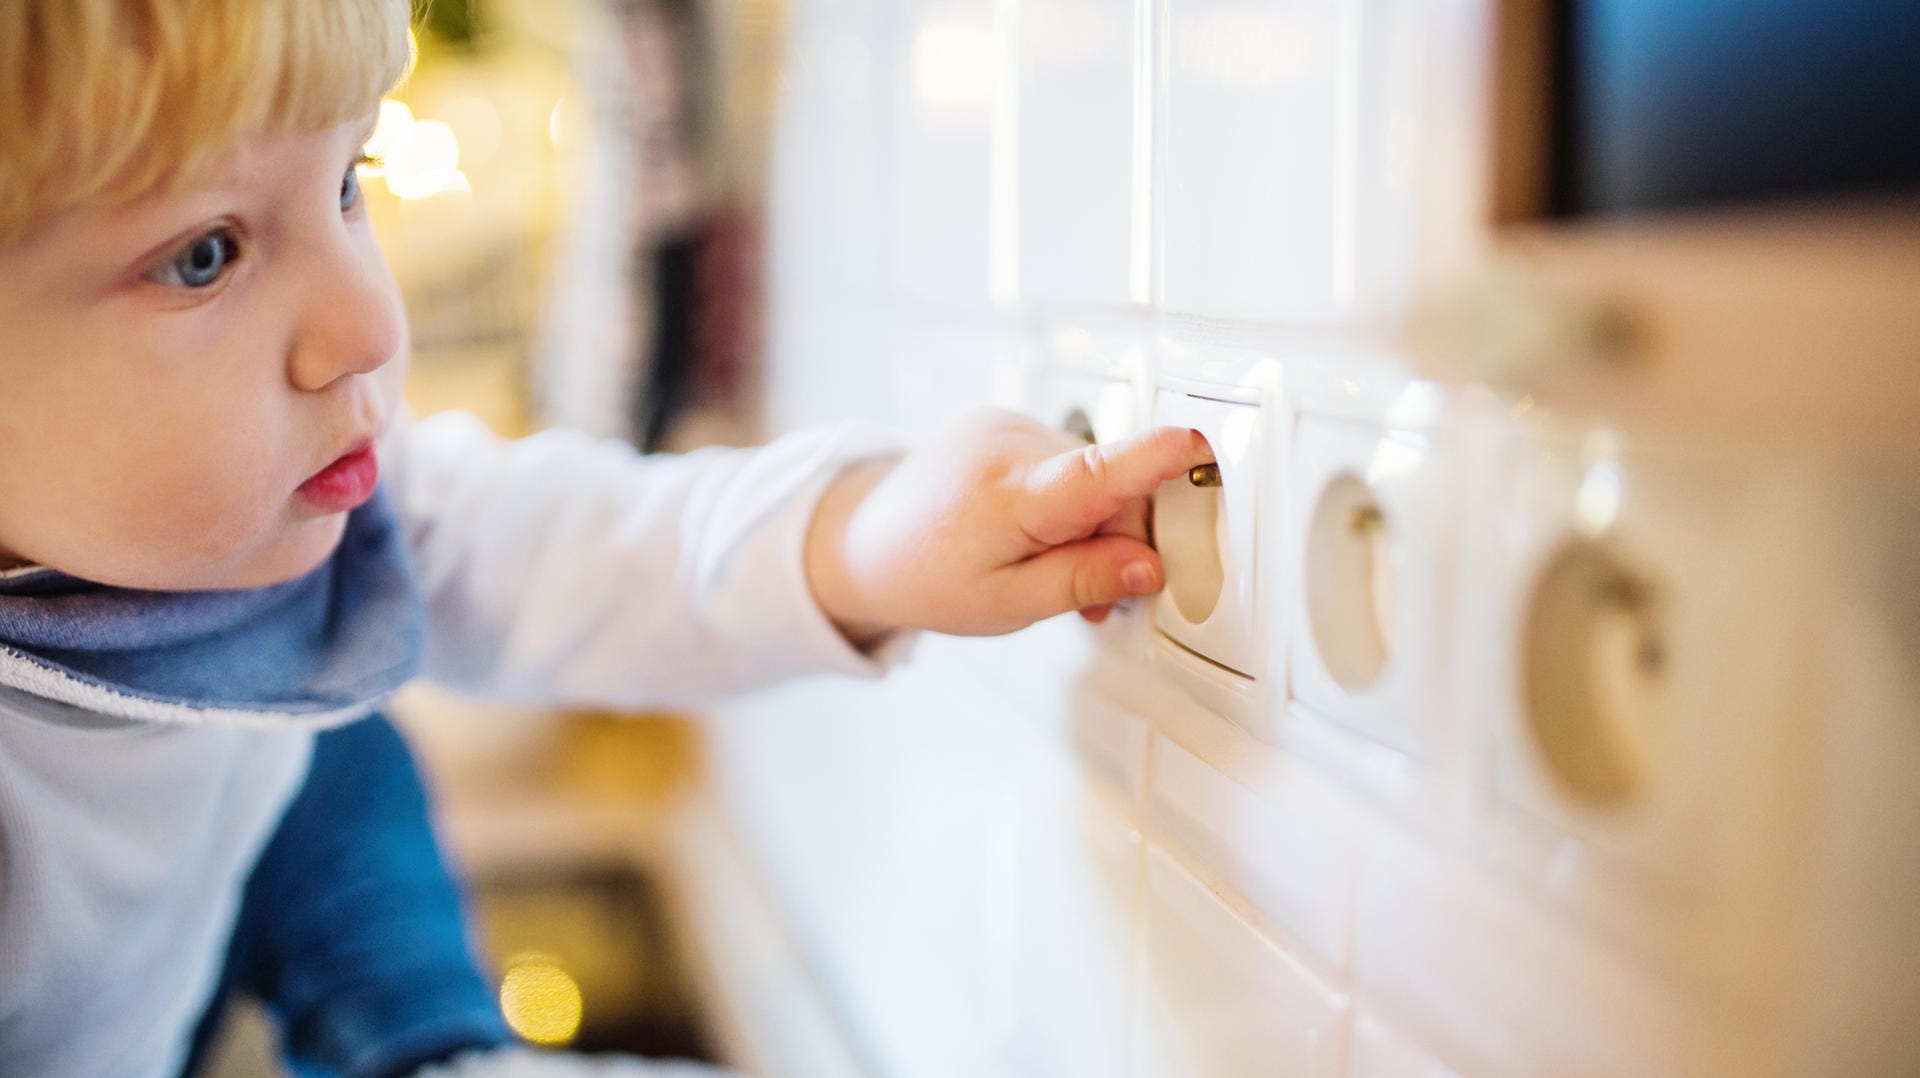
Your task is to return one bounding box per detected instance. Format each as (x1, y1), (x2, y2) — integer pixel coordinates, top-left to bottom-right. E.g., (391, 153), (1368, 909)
(498, 955), (585, 1046)
(362, 101), (471, 201)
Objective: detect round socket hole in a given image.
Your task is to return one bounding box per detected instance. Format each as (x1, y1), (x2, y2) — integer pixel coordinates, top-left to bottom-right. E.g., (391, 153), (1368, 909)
(1152, 434), (1224, 625)
(1062, 407), (1098, 446)
(1305, 474), (1395, 691)
(1521, 540), (1664, 807)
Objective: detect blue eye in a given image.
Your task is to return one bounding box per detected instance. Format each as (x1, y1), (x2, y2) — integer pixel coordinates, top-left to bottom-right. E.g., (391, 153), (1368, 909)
(341, 164), (362, 212)
(149, 228), (239, 289)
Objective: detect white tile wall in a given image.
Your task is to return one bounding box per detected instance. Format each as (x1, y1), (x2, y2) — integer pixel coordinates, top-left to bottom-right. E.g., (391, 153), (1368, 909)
(999, 793), (1142, 1078)
(1349, 1016), (1465, 1078)
(1146, 728), (1368, 972)
(711, 0), (1920, 1075)
(1351, 829), (1771, 1078)
(1071, 662), (1152, 804)
(886, 323), (1017, 438)
(1015, 0), (1144, 308)
(768, 12), (887, 305)
(890, 0), (1003, 312)
(1138, 846), (1350, 1078)
(1159, 0), (1348, 321)
(1790, 461), (1920, 1074)
(705, 639), (1127, 1078)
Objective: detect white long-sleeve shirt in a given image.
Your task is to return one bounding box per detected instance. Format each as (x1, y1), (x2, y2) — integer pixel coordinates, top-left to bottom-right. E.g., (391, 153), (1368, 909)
(0, 414), (908, 1078)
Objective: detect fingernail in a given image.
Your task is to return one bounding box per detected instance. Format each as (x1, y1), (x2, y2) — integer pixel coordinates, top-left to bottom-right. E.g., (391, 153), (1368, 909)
(1122, 561), (1156, 593)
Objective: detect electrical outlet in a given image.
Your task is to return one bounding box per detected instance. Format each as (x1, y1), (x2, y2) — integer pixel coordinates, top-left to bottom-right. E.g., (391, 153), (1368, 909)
(1455, 414), (1823, 1007)
(1283, 361), (1456, 763)
(1144, 341), (1284, 739)
(1153, 387), (1264, 677)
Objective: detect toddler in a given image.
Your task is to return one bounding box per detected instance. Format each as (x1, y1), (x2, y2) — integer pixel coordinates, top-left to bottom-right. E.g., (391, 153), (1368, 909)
(0, 1), (1209, 1075)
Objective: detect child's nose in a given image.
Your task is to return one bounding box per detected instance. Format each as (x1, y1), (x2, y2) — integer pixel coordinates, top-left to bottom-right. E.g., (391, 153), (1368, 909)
(286, 246), (406, 392)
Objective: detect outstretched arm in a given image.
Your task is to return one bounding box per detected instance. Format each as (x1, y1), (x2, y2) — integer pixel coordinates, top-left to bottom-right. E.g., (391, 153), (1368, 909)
(385, 408), (1209, 709)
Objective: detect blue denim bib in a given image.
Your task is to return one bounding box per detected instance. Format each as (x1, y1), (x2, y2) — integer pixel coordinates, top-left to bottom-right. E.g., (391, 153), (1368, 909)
(0, 488), (424, 726)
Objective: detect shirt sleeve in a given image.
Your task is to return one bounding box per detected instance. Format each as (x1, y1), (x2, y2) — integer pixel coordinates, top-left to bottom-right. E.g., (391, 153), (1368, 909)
(380, 410), (917, 708)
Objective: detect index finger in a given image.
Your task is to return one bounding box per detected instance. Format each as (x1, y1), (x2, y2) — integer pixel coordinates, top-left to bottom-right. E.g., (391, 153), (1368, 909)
(1019, 426), (1214, 547)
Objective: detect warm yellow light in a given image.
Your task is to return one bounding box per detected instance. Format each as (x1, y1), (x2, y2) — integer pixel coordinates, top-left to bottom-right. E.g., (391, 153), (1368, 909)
(407, 120), (459, 171)
(384, 118), (467, 200)
(548, 98), (567, 150)
(438, 94), (504, 169)
(499, 960), (584, 1046)
(362, 100), (416, 177)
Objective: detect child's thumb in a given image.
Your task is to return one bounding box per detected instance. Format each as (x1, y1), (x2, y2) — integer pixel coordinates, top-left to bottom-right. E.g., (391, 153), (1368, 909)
(998, 536), (1162, 626)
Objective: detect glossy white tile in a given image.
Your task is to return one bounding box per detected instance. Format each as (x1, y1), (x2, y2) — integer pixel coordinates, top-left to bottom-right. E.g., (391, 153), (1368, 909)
(999, 791), (1143, 1078)
(1016, 0), (1143, 307)
(1160, 0), (1347, 320)
(888, 324), (1020, 434)
(891, 0), (1004, 311)
(1146, 732), (1371, 971)
(1072, 660), (1153, 804)
(1139, 846), (1350, 1078)
(768, 15), (887, 305)
(1350, 1015), (1465, 1078)
(1352, 828), (1774, 1078)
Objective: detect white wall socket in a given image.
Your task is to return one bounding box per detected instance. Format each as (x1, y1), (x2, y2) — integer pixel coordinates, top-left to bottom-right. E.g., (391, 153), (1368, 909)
(1146, 343), (1285, 740)
(1153, 387), (1265, 677)
(1456, 415), (1823, 1008)
(1283, 360), (1457, 764)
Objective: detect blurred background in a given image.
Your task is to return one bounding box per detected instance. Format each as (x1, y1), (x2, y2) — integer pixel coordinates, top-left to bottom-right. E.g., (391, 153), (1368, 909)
(212, 0), (1918, 1074)
(383, 3), (792, 1048)
(211, 0), (773, 1064)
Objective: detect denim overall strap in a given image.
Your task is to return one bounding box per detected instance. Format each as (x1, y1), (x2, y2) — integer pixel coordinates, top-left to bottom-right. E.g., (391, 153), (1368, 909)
(181, 713), (515, 1078)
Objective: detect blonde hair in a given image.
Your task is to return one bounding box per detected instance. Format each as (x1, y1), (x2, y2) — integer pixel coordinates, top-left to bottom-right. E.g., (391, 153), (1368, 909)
(0, 0), (412, 244)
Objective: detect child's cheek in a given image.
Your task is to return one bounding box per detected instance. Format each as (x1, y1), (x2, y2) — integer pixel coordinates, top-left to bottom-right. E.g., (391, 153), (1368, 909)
(122, 435), (292, 566)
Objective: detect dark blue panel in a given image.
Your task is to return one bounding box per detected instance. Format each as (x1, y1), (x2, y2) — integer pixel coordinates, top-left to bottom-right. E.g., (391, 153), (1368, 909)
(1558, 0), (1920, 215)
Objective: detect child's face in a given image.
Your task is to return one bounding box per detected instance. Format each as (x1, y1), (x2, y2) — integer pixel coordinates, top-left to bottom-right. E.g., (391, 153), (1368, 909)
(0, 117), (408, 590)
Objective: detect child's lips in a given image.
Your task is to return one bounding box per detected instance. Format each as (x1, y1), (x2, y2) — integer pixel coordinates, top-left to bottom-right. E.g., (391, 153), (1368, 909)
(296, 442), (379, 512)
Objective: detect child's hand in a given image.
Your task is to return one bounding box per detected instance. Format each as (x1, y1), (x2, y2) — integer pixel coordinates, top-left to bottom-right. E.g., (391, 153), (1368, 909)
(805, 410), (1214, 647)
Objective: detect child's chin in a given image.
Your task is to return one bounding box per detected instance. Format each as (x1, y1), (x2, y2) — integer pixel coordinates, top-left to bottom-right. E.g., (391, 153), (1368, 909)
(223, 521), (350, 589)
(43, 517), (351, 592)
(160, 518), (350, 592)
